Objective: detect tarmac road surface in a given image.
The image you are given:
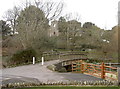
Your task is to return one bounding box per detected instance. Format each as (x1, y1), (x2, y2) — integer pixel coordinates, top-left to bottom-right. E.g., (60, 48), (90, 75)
(1, 60), (103, 85)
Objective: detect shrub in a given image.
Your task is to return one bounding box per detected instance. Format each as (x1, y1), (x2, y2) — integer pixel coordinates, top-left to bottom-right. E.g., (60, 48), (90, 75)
(47, 63), (67, 73)
(10, 48), (36, 65)
(55, 63), (67, 72)
(47, 65), (57, 71)
(57, 67), (67, 72)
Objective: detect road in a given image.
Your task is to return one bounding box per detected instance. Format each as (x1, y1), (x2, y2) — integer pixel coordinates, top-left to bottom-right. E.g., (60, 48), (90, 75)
(1, 60), (103, 85)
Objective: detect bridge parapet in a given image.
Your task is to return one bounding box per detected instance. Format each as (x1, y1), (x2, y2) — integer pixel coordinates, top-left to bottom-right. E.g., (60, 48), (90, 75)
(62, 59), (118, 81)
(43, 51), (88, 61)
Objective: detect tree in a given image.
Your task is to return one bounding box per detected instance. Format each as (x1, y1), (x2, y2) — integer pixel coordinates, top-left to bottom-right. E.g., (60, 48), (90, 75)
(3, 0), (64, 57)
(102, 26), (118, 53)
(0, 20), (11, 39)
(34, 0), (64, 21)
(67, 20), (81, 50)
(83, 22), (95, 29)
(111, 26), (118, 52)
(16, 5), (49, 51)
(58, 17), (67, 33)
(57, 17), (68, 49)
(78, 22), (104, 50)
(57, 15), (82, 50)
(4, 6), (21, 34)
(4, 0), (64, 34)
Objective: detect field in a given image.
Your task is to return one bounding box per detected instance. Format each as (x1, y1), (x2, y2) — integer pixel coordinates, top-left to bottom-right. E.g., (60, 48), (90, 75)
(16, 86), (120, 89)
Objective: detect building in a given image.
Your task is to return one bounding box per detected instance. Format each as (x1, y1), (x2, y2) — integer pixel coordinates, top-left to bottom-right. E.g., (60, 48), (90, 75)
(48, 20), (59, 37)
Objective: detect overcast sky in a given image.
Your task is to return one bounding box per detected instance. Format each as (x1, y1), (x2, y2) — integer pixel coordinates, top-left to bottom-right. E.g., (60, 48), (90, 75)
(0, 0), (119, 30)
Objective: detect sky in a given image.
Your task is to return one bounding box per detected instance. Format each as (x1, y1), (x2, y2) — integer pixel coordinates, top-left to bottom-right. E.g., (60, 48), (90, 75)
(0, 0), (119, 30)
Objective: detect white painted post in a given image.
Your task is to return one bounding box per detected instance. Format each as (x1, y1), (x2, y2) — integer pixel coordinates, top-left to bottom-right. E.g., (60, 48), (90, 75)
(33, 57), (35, 64)
(42, 57), (44, 65)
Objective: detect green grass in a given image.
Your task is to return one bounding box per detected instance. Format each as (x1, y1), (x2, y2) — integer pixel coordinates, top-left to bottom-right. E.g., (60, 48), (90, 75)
(16, 86), (119, 89)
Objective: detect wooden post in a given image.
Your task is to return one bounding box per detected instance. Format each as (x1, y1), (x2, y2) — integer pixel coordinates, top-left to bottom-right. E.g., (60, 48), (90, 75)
(81, 63), (84, 73)
(71, 62), (74, 72)
(118, 67), (120, 85)
(101, 62), (105, 79)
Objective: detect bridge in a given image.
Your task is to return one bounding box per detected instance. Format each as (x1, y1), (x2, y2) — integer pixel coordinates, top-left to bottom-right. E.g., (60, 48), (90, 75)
(61, 59), (118, 81)
(1, 51), (119, 87)
(1, 60), (105, 86)
(43, 51), (118, 81)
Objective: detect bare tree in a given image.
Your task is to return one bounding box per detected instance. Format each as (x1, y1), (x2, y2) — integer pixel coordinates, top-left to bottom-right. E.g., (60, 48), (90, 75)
(34, 0), (64, 21)
(4, 6), (21, 34)
(3, 0), (64, 53)
(18, 0), (64, 50)
(64, 13), (81, 22)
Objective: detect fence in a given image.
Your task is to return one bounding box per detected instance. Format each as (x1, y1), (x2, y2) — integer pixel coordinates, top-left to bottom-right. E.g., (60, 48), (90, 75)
(70, 60), (118, 81)
(43, 51), (118, 81)
(43, 51), (88, 61)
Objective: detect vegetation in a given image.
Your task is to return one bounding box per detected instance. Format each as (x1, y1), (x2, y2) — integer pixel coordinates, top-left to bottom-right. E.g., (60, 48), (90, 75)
(0, 20), (11, 39)
(47, 63), (67, 73)
(1, 0), (118, 67)
(1, 1), (119, 89)
(10, 48), (36, 65)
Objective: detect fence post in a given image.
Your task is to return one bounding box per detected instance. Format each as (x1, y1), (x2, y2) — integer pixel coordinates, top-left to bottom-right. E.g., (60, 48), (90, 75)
(33, 57), (35, 65)
(118, 67), (120, 85)
(72, 62), (73, 72)
(101, 62), (105, 79)
(42, 57), (44, 65)
(81, 62), (84, 73)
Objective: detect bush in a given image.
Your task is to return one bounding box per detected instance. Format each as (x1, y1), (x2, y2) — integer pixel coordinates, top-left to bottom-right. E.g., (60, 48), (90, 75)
(47, 65), (57, 71)
(47, 63), (67, 73)
(57, 67), (67, 72)
(55, 63), (67, 72)
(10, 48), (36, 65)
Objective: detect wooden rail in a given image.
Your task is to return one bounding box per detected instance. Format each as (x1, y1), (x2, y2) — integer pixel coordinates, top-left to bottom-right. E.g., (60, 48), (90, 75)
(43, 52), (118, 81)
(43, 51), (88, 61)
(70, 60), (118, 81)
